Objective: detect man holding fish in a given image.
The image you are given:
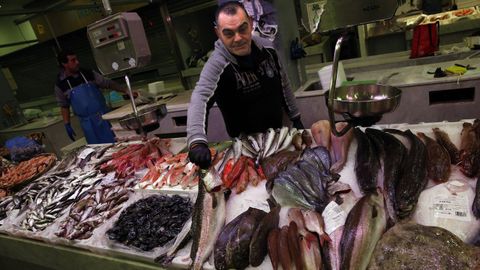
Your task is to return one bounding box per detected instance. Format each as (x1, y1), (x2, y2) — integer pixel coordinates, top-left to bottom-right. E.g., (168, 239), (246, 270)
(187, 1), (304, 169)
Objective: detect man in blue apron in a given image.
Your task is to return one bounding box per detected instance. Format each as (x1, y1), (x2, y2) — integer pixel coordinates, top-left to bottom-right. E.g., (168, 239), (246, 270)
(54, 50), (130, 144)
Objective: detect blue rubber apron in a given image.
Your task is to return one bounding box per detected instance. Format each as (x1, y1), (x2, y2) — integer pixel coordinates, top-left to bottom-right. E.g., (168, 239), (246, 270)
(67, 73), (115, 144)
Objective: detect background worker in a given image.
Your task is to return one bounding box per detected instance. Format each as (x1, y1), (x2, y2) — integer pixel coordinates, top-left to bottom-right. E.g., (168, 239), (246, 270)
(54, 49), (134, 144)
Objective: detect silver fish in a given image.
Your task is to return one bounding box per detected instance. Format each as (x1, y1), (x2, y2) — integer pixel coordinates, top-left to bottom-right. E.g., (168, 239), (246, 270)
(247, 135), (261, 153)
(262, 128), (276, 159)
(278, 128), (297, 152)
(191, 182), (226, 270)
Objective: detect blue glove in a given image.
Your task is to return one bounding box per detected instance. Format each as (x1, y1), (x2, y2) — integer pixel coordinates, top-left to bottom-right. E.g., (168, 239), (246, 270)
(64, 123), (76, 141)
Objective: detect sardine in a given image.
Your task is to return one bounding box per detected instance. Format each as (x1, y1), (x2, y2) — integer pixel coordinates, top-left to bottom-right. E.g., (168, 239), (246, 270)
(278, 128), (297, 152)
(339, 190), (387, 270)
(190, 182), (226, 270)
(247, 135), (261, 153)
(256, 132), (265, 152)
(262, 128), (276, 159)
(241, 146), (255, 159)
(275, 127), (290, 152)
(241, 137), (257, 155)
(265, 130), (281, 158)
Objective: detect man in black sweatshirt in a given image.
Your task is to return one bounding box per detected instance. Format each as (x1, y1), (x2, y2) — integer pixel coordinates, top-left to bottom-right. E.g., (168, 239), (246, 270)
(187, 1), (303, 169)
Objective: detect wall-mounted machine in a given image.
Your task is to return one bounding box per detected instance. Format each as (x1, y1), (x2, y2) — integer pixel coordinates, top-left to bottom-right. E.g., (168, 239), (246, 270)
(87, 12), (151, 75)
(87, 10), (165, 138)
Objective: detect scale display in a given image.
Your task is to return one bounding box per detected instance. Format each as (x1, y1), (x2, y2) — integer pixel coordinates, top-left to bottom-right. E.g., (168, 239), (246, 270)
(87, 12), (151, 75)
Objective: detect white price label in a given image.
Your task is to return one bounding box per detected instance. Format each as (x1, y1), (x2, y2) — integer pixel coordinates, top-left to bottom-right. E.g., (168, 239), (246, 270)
(432, 193), (471, 222)
(78, 148), (95, 160)
(322, 201), (347, 235)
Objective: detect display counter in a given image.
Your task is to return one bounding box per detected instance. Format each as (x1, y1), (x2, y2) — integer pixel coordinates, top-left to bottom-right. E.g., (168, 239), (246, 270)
(0, 234), (162, 270)
(0, 121), (478, 270)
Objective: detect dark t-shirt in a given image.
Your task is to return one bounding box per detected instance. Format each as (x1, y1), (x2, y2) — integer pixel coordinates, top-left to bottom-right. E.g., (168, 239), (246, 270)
(208, 43), (286, 137)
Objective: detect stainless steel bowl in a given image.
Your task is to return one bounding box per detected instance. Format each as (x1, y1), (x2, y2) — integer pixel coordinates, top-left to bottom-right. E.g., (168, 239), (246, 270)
(119, 104), (167, 131)
(327, 84), (401, 118)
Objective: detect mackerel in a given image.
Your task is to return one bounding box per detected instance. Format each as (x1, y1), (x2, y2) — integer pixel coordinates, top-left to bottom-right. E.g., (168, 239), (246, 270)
(190, 181), (226, 270)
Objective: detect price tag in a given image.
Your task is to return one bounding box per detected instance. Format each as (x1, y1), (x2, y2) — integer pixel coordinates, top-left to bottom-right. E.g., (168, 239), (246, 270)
(78, 148), (95, 160)
(322, 201), (347, 235)
(432, 193), (471, 222)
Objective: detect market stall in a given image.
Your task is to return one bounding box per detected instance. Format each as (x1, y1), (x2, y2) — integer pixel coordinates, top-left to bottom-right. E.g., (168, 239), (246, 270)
(1, 1), (480, 269)
(0, 119), (479, 269)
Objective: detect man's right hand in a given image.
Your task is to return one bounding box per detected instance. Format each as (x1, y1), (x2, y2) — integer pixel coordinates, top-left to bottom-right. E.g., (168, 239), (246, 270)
(188, 143), (211, 169)
(64, 123), (76, 141)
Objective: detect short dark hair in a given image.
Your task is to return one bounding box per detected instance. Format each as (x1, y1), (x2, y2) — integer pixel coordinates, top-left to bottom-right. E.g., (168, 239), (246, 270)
(215, 1), (249, 26)
(57, 49), (75, 67)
